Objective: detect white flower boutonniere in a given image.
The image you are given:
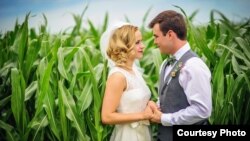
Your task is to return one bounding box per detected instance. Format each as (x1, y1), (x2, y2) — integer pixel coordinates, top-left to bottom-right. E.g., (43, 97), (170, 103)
(171, 62), (183, 78)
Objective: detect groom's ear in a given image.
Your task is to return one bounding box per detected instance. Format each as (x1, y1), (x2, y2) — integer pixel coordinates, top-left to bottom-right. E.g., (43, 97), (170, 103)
(166, 30), (175, 38)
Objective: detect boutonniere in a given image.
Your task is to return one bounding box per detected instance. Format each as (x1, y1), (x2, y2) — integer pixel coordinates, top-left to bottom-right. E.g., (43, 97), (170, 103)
(171, 62), (183, 78)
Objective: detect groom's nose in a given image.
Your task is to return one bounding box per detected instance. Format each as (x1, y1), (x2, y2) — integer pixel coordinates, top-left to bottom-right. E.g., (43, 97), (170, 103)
(153, 38), (158, 45)
(154, 40), (159, 46)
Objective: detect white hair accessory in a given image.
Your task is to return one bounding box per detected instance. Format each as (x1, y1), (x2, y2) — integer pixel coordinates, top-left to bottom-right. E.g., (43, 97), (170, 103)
(100, 21), (132, 68)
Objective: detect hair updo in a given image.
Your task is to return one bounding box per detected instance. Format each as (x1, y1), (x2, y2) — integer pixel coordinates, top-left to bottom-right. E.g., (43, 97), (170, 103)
(107, 25), (138, 66)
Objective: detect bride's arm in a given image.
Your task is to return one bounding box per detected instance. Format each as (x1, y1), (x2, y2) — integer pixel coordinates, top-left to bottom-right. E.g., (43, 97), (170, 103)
(101, 72), (152, 125)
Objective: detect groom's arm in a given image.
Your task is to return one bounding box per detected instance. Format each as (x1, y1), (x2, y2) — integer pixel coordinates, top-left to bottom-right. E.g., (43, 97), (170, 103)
(161, 58), (212, 126)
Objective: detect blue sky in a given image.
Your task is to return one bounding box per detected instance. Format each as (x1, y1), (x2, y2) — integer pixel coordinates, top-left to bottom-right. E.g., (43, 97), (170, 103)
(1, 0), (250, 33)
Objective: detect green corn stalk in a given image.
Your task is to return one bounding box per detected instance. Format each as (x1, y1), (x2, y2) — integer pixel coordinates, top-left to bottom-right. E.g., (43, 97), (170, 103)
(1, 6), (250, 141)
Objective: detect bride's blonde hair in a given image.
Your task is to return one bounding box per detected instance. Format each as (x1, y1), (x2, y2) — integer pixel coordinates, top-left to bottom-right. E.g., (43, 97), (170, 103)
(107, 25), (138, 66)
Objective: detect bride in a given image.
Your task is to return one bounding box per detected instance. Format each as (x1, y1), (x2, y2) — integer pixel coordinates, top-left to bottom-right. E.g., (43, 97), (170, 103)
(100, 21), (153, 141)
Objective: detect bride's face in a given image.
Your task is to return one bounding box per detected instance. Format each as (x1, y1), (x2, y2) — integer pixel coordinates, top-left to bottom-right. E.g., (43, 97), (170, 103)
(132, 30), (145, 59)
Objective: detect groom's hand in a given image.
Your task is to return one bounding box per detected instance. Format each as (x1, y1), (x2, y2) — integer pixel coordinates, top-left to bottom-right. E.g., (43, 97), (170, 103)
(147, 101), (162, 123)
(150, 108), (162, 123)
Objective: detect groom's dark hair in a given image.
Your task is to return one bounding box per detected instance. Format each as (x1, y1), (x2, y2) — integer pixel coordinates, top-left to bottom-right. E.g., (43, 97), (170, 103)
(149, 10), (187, 40)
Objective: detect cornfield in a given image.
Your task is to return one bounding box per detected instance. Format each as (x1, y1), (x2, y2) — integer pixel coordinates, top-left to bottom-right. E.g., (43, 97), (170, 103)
(0, 6), (250, 141)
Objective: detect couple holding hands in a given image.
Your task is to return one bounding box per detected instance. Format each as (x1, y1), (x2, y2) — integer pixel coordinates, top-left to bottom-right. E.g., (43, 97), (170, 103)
(101, 10), (212, 141)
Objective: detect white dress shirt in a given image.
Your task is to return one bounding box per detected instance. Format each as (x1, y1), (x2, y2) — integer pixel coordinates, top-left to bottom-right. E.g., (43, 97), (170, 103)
(159, 42), (212, 126)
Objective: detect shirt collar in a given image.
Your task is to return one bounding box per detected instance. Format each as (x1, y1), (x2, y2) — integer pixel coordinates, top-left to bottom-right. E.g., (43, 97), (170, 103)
(173, 42), (190, 60)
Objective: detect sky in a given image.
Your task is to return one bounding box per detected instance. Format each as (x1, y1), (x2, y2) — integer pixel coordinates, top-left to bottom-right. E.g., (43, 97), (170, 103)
(1, 0), (250, 33)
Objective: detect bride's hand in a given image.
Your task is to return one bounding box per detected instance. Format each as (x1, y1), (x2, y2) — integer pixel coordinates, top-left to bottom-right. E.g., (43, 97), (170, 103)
(148, 100), (159, 111)
(142, 105), (153, 120)
(147, 101), (162, 123)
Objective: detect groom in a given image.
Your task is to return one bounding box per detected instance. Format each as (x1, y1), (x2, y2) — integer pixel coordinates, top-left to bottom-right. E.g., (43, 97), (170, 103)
(148, 10), (212, 141)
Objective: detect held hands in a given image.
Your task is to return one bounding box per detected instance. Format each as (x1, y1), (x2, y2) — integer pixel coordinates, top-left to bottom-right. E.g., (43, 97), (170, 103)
(147, 100), (162, 123)
(142, 104), (154, 120)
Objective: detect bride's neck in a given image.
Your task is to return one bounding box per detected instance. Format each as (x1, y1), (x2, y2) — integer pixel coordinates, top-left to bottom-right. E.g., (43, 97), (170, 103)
(125, 60), (133, 69)
(117, 60), (134, 71)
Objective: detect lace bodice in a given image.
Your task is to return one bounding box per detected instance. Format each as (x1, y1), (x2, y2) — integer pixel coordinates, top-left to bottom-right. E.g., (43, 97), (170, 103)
(108, 66), (151, 113)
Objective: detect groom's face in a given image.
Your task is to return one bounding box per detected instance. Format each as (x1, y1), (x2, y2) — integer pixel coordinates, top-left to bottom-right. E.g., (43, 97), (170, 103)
(152, 23), (172, 54)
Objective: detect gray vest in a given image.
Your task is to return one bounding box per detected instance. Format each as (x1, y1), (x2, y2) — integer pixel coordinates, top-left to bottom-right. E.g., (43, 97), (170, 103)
(157, 50), (197, 141)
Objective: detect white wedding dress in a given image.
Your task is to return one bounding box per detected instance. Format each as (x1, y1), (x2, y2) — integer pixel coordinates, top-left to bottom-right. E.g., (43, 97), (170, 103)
(108, 66), (152, 141)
